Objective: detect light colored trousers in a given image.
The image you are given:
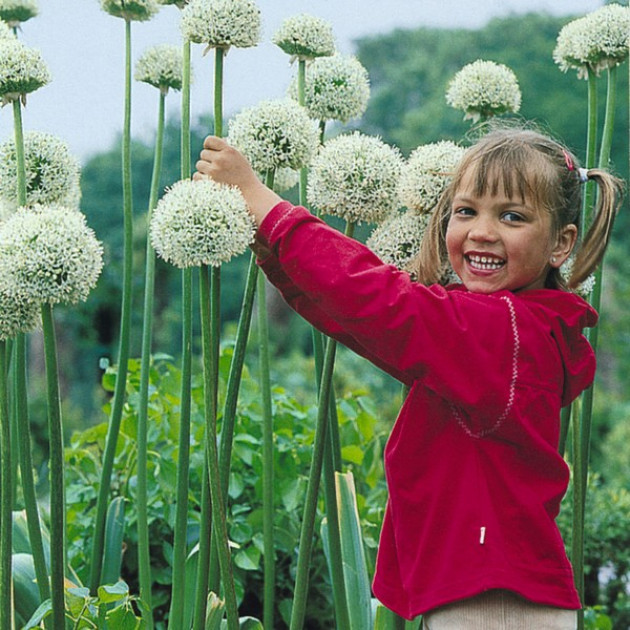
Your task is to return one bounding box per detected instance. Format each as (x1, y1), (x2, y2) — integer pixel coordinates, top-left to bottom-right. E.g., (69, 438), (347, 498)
(423, 590), (578, 630)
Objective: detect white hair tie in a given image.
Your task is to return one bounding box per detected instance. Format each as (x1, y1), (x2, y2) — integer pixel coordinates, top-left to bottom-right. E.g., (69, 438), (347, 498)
(578, 167), (589, 183)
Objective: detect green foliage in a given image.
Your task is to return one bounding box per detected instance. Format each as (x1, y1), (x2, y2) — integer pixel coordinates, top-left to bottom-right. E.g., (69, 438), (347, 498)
(63, 348), (390, 628)
(558, 473), (630, 629)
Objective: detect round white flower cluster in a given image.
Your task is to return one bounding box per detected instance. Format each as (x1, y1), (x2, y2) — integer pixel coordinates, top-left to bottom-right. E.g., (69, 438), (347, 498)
(0, 204), (103, 305)
(366, 210), (431, 272)
(150, 178), (255, 268)
(180, 0), (261, 49)
(289, 54), (370, 123)
(273, 14), (335, 60)
(553, 4), (630, 78)
(561, 257), (596, 298)
(306, 132), (404, 225)
(100, 0), (160, 21)
(135, 44), (184, 92)
(445, 59), (521, 123)
(228, 99), (319, 173)
(0, 38), (50, 103)
(0, 131), (81, 211)
(398, 141), (465, 214)
(264, 167), (299, 193)
(0, 0), (38, 26)
(0, 199), (13, 224)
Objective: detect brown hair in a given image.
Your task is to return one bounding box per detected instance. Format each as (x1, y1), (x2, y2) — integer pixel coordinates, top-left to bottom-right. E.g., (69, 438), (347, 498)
(412, 126), (625, 290)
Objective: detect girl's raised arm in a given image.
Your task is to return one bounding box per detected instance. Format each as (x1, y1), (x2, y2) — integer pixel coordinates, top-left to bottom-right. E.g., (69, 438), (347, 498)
(194, 135), (282, 226)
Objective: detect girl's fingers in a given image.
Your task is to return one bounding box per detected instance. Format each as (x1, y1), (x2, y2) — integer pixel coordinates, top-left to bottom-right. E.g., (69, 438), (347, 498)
(203, 135), (228, 150)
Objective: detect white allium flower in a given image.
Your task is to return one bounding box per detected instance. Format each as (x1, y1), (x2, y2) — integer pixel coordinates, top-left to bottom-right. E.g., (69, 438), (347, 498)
(288, 53), (370, 123)
(0, 19), (17, 38)
(398, 141), (465, 214)
(272, 14), (335, 60)
(227, 99), (319, 173)
(135, 44), (184, 93)
(150, 178), (255, 268)
(306, 132), (404, 224)
(0, 0), (38, 26)
(0, 205), (103, 305)
(100, 0), (160, 21)
(0, 198), (14, 224)
(561, 256), (596, 297)
(180, 0), (261, 49)
(553, 4), (630, 78)
(0, 131), (81, 211)
(366, 209), (431, 272)
(0, 38), (50, 103)
(0, 270), (39, 340)
(445, 59), (521, 122)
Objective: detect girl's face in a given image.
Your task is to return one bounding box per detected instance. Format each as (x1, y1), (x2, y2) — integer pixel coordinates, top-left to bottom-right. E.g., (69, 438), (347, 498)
(445, 170), (576, 294)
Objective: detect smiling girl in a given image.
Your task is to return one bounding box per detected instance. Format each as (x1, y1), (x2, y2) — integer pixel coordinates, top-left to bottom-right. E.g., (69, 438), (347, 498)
(195, 126), (624, 629)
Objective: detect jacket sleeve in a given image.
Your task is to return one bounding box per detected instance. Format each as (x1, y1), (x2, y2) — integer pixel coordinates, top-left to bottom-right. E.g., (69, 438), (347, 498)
(256, 202), (517, 413)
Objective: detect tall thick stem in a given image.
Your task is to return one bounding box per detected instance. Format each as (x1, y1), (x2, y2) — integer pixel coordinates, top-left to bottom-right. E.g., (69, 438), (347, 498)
(181, 39), (192, 178)
(0, 341), (12, 630)
(136, 90), (167, 628)
(168, 266), (194, 629)
(41, 303), (66, 630)
(200, 266), (239, 630)
(90, 17), (135, 593)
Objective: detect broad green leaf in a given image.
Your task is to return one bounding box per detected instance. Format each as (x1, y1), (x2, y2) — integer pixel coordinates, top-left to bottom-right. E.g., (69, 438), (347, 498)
(21, 599), (53, 629)
(98, 580), (129, 604)
(101, 497), (126, 586)
(341, 444), (365, 465)
(205, 592), (225, 630)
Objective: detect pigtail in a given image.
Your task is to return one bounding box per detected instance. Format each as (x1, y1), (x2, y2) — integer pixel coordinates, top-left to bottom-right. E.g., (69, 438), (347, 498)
(567, 168), (625, 289)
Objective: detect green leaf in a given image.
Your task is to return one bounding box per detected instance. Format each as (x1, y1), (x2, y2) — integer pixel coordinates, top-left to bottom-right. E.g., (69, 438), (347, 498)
(100, 497), (126, 586)
(97, 580), (129, 604)
(21, 599), (53, 629)
(341, 444), (365, 465)
(12, 553), (42, 625)
(107, 602), (142, 629)
(234, 546), (260, 571)
(205, 591), (226, 630)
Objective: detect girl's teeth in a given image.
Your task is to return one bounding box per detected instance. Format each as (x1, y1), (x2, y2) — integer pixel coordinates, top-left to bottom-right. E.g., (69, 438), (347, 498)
(468, 255), (504, 271)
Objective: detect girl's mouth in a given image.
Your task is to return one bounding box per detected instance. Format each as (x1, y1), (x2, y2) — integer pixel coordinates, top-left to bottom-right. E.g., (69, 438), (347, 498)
(466, 253), (506, 271)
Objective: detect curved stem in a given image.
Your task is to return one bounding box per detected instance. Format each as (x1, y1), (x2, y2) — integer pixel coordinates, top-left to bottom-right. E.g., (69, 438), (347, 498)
(0, 341), (12, 630)
(200, 266), (239, 630)
(168, 266), (194, 629)
(136, 89), (167, 628)
(90, 17), (134, 594)
(41, 302), (66, 630)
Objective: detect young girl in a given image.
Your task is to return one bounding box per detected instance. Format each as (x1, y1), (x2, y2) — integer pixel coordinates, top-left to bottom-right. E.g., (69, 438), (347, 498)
(194, 127), (624, 629)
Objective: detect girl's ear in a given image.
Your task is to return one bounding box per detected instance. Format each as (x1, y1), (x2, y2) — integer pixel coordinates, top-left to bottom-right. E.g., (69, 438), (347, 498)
(550, 224), (578, 268)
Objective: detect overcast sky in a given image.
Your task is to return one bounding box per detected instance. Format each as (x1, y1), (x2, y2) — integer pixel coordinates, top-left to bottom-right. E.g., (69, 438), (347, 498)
(0, 0), (605, 163)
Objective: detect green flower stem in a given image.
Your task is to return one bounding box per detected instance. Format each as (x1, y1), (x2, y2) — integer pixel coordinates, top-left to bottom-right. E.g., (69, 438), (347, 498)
(136, 89), (167, 629)
(558, 404), (571, 457)
(200, 265), (239, 630)
(181, 39), (192, 178)
(214, 48), (224, 137)
(259, 170), (276, 630)
(298, 59), (308, 207)
(573, 65), (618, 630)
(581, 68), (598, 232)
(193, 465), (212, 630)
(12, 96), (52, 619)
(90, 17), (135, 594)
(0, 340), (12, 630)
(41, 302), (66, 630)
(168, 266), (194, 630)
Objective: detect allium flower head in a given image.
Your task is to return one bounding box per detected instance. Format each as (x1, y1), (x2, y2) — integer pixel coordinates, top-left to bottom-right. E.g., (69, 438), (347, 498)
(289, 53), (370, 123)
(180, 0), (261, 49)
(366, 209), (430, 273)
(0, 0), (38, 26)
(398, 141), (465, 214)
(0, 198), (14, 224)
(150, 178), (255, 268)
(228, 99), (319, 173)
(100, 0), (160, 21)
(561, 256), (596, 298)
(262, 167), (299, 193)
(0, 205), (103, 305)
(0, 38), (50, 103)
(0, 131), (81, 210)
(446, 60), (521, 122)
(553, 4), (630, 78)
(135, 44), (184, 93)
(272, 14), (335, 61)
(159, 0), (186, 7)
(306, 132), (403, 224)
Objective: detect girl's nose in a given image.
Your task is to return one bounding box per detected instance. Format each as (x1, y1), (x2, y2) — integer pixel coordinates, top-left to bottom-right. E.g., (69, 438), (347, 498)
(468, 217), (499, 242)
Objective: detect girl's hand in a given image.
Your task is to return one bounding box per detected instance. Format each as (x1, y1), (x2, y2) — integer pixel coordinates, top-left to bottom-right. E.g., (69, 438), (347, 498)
(194, 136), (281, 226)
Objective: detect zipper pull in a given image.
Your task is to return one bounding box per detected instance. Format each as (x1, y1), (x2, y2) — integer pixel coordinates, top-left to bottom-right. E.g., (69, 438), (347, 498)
(479, 526), (486, 545)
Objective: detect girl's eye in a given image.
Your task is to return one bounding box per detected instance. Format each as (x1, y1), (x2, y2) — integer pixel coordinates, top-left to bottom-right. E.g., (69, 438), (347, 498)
(454, 206), (475, 217)
(502, 211), (524, 222)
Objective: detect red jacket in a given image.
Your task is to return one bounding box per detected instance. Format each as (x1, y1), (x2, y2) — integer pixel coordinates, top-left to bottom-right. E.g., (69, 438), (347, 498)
(255, 202), (597, 619)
